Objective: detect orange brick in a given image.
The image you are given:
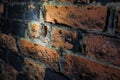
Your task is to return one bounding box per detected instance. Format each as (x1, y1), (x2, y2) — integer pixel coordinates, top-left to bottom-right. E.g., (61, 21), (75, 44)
(20, 39), (59, 70)
(22, 59), (45, 80)
(45, 6), (107, 31)
(61, 54), (120, 80)
(84, 34), (120, 65)
(0, 33), (18, 52)
(51, 28), (80, 52)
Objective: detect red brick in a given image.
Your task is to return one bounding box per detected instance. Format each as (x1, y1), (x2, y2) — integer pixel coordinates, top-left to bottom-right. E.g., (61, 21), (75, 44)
(20, 39), (59, 70)
(51, 28), (80, 51)
(0, 4), (3, 14)
(22, 59), (45, 80)
(0, 33), (18, 52)
(117, 9), (120, 32)
(45, 6), (107, 31)
(61, 54), (120, 80)
(0, 60), (18, 80)
(84, 34), (120, 65)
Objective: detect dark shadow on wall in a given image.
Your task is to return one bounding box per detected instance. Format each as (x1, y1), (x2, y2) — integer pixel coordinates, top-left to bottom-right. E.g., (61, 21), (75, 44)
(44, 68), (70, 80)
(95, 0), (117, 5)
(16, 73), (29, 80)
(0, 47), (24, 71)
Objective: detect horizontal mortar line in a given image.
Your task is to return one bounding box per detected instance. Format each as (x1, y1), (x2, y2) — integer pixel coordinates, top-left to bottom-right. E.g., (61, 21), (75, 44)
(24, 57), (46, 67)
(44, 22), (86, 32)
(44, 22), (120, 38)
(70, 53), (120, 70)
(3, 2), (43, 5)
(87, 30), (120, 39)
(0, 17), (40, 23)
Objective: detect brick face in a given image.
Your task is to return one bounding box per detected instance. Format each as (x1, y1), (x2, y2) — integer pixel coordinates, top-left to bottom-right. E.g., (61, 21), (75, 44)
(22, 59), (45, 80)
(0, 33), (18, 52)
(20, 39), (59, 70)
(45, 6), (107, 31)
(0, 4), (3, 14)
(0, 59), (18, 80)
(61, 54), (120, 80)
(84, 34), (120, 65)
(51, 28), (80, 51)
(0, 0), (120, 80)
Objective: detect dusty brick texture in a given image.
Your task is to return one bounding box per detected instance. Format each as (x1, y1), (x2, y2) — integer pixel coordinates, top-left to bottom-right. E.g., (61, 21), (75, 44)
(22, 59), (45, 80)
(61, 54), (120, 80)
(84, 34), (120, 65)
(51, 28), (80, 51)
(20, 39), (59, 70)
(0, 59), (18, 80)
(0, 33), (18, 52)
(45, 6), (107, 31)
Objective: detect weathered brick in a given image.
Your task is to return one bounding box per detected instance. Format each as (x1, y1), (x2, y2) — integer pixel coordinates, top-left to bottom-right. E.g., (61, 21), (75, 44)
(22, 59), (45, 80)
(20, 39), (59, 70)
(0, 4), (3, 14)
(51, 28), (80, 52)
(0, 33), (18, 52)
(84, 34), (120, 65)
(0, 59), (18, 80)
(61, 54), (120, 80)
(45, 6), (107, 31)
(117, 9), (120, 32)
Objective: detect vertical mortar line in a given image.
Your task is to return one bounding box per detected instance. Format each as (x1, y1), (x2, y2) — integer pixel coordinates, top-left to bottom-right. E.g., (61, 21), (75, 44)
(111, 7), (116, 35)
(106, 6), (114, 34)
(58, 48), (63, 72)
(9, 2), (15, 35)
(81, 33), (86, 55)
(113, 6), (118, 35)
(5, 3), (8, 20)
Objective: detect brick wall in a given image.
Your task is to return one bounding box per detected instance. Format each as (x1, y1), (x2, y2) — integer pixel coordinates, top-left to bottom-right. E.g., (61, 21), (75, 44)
(0, 0), (120, 80)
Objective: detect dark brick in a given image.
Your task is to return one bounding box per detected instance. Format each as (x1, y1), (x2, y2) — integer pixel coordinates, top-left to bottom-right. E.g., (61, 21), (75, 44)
(25, 3), (40, 20)
(0, 49), (24, 71)
(51, 28), (81, 52)
(11, 21), (26, 37)
(61, 54), (120, 80)
(20, 39), (59, 70)
(84, 34), (120, 65)
(8, 5), (25, 19)
(45, 6), (107, 31)
(0, 19), (12, 34)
